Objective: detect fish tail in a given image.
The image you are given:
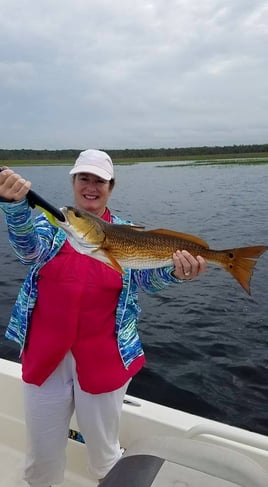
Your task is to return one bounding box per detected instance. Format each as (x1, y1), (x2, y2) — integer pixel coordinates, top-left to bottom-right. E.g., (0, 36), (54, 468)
(224, 245), (267, 294)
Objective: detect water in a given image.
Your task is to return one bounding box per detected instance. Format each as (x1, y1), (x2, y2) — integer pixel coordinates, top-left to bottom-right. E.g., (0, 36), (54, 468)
(1, 162), (268, 435)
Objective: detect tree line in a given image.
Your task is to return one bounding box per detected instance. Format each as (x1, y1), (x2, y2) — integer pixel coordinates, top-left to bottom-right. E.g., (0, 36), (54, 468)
(0, 144), (268, 161)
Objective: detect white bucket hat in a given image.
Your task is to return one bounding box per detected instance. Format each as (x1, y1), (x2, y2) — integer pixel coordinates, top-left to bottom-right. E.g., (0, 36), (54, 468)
(69, 149), (114, 180)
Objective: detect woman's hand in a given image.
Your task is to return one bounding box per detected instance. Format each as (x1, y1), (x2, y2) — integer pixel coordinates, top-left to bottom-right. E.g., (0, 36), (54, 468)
(0, 167), (31, 201)
(172, 249), (207, 280)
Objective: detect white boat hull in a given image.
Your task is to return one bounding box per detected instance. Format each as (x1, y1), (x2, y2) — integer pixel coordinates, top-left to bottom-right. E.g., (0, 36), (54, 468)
(1, 358), (268, 486)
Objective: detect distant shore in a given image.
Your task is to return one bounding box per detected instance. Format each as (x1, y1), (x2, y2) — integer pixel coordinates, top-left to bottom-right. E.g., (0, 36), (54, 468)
(1, 152), (268, 167)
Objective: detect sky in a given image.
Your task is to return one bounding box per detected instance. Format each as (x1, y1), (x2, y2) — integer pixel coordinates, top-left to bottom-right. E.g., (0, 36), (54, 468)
(0, 0), (268, 150)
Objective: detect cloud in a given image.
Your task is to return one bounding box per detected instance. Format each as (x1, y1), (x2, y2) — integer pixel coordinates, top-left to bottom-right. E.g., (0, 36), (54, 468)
(0, 0), (267, 149)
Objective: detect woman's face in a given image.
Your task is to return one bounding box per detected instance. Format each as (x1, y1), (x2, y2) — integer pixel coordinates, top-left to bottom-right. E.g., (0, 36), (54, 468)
(73, 173), (113, 216)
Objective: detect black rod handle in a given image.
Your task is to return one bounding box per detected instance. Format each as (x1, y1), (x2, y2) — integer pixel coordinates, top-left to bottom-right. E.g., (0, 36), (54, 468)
(26, 189), (65, 221)
(0, 167), (65, 222)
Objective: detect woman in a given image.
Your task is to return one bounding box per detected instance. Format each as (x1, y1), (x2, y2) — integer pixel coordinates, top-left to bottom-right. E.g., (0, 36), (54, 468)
(0, 149), (207, 486)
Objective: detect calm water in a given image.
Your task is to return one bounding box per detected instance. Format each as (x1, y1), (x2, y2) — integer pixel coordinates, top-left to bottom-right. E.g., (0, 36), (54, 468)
(1, 162), (268, 435)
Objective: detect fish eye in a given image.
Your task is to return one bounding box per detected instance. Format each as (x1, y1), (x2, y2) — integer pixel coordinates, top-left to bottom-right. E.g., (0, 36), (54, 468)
(74, 209), (82, 218)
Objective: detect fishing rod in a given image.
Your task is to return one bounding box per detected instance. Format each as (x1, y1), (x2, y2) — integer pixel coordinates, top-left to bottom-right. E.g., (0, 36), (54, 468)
(0, 167), (65, 221)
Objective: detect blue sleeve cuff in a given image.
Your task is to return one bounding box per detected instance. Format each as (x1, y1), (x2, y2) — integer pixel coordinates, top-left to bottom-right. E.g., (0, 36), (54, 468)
(0, 198), (29, 214)
(165, 266), (185, 283)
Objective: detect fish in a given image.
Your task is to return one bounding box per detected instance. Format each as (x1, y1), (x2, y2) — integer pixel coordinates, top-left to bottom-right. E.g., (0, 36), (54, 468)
(56, 206), (268, 295)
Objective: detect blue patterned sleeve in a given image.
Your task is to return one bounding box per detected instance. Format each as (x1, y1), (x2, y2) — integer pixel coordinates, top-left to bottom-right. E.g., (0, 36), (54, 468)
(132, 266), (184, 293)
(0, 199), (57, 264)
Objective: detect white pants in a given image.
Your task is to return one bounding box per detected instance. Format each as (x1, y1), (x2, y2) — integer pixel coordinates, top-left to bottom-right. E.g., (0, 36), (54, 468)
(23, 352), (129, 486)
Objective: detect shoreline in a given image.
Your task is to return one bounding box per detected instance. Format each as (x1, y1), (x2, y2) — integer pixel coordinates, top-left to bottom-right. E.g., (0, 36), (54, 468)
(1, 152), (268, 167)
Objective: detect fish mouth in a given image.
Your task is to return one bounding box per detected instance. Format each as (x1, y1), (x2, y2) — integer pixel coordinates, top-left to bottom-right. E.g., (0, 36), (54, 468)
(57, 207), (77, 224)
(60, 206), (83, 219)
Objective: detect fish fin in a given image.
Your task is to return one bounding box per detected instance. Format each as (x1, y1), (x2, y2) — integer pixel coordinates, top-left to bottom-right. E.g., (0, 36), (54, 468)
(36, 206), (58, 227)
(147, 228), (209, 248)
(224, 245), (268, 295)
(122, 224), (145, 230)
(92, 248), (125, 274)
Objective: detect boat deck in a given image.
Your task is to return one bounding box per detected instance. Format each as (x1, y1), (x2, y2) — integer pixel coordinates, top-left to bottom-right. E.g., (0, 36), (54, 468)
(0, 443), (24, 487)
(0, 435), (97, 487)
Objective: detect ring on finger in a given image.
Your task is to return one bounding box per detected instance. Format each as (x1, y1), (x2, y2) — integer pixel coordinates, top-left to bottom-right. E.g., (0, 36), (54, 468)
(184, 271), (191, 276)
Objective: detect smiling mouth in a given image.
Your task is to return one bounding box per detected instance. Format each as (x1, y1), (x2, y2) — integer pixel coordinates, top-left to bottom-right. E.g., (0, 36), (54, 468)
(83, 195), (98, 200)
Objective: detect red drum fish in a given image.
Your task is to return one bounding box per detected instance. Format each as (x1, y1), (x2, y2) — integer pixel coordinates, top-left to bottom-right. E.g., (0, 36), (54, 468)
(56, 206), (267, 295)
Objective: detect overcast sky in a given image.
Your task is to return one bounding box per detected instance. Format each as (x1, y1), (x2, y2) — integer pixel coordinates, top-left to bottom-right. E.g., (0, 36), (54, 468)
(0, 0), (267, 150)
